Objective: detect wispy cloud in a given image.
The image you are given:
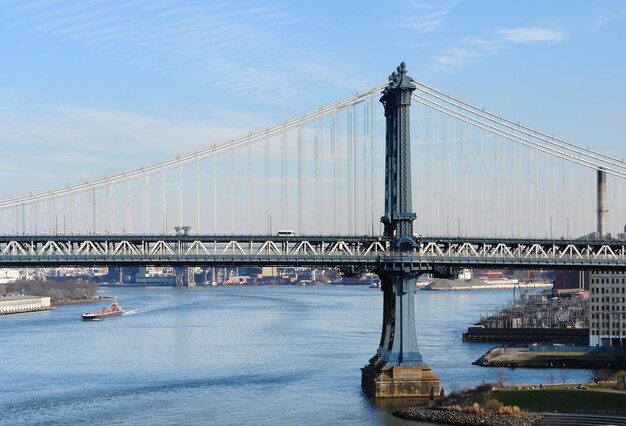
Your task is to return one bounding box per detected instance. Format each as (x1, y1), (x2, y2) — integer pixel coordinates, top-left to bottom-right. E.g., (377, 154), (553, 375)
(433, 25), (569, 69)
(0, 170), (56, 179)
(2, 1), (358, 104)
(401, 0), (459, 33)
(587, 10), (626, 32)
(0, 103), (269, 189)
(433, 48), (479, 68)
(498, 27), (568, 43)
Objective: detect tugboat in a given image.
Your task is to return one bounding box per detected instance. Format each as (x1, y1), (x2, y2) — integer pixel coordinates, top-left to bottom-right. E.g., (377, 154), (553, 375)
(81, 299), (124, 320)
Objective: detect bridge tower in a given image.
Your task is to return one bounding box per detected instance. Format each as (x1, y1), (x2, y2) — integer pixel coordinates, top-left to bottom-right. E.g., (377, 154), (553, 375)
(361, 63), (440, 397)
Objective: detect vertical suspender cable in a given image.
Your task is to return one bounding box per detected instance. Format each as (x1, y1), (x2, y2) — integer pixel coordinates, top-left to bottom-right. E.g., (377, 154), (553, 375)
(213, 143), (217, 234)
(352, 106), (357, 234)
(298, 124), (303, 234)
(510, 134), (515, 237)
(561, 156), (565, 237)
(542, 151), (547, 237)
(22, 203), (26, 235)
(178, 162), (183, 228)
(281, 128), (286, 230)
(552, 154), (556, 237)
(493, 134), (499, 236)
(337, 110), (342, 233)
(315, 118), (320, 234)
(125, 181), (130, 234)
(196, 155), (200, 235)
(566, 156), (581, 235)
(160, 168), (166, 234)
(528, 142), (532, 237)
(108, 184), (114, 233)
(445, 109), (451, 235)
(230, 144), (234, 234)
(143, 175), (149, 234)
(91, 187), (95, 234)
(370, 98), (375, 235)
(452, 118), (457, 235)
(515, 140), (520, 237)
(44, 200), (48, 234)
(346, 108), (352, 234)
(465, 119), (470, 236)
(344, 108), (354, 233)
(77, 192), (82, 234)
(480, 128), (485, 237)
(535, 149), (540, 237)
(264, 136), (269, 234)
(248, 134), (252, 234)
(614, 168), (626, 233)
(33, 202), (37, 235)
(332, 114), (337, 234)
(434, 110), (439, 235)
(363, 104), (367, 235)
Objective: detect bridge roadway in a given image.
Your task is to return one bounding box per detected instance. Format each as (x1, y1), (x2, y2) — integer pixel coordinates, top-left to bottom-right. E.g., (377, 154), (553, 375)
(1, 234), (626, 271)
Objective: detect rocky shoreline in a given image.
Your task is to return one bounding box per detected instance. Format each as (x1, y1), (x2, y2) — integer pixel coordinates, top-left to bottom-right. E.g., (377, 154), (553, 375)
(475, 346), (626, 369)
(394, 407), (543, 426)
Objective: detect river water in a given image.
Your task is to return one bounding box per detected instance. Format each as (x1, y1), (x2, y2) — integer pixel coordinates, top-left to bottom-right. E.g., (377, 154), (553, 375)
(1, 285), (593, 425)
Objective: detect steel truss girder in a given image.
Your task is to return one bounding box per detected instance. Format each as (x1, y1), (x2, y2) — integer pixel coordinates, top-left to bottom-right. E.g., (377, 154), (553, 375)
(0, 235), (626, 269)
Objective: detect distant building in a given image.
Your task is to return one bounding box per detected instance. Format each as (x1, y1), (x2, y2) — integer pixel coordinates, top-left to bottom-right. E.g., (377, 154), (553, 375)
(134, 266), (176, 286)
(554, 270), (589, 291)
(0, 295), (51, 315)
(261, 267), (278, 277)
(0, 269), (20, 284)
(589, 270), (626, 347)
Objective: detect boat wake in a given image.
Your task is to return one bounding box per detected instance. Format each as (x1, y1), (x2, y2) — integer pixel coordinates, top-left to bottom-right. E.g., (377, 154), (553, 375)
(123, 309), (143, 316)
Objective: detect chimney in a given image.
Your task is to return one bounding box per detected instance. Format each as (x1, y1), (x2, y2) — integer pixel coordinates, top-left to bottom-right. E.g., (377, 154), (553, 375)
(597, 168), (607, 239)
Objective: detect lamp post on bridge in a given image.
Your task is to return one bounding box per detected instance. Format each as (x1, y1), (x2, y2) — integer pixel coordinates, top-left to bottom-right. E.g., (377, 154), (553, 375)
(361, 63), (440, 397)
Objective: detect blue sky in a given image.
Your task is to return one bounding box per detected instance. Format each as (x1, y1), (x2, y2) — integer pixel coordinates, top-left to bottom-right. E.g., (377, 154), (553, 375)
(1, 0), (625, 201)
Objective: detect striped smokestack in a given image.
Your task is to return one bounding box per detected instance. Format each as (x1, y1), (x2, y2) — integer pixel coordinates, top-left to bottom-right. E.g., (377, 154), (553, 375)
(597, 168), (607, 239)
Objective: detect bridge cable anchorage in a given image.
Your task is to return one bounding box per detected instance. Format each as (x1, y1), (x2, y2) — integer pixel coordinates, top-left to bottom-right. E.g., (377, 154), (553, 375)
(413, 80), (626, 169)
(0, 83), (387, 210)
(411, 93), (626, 179)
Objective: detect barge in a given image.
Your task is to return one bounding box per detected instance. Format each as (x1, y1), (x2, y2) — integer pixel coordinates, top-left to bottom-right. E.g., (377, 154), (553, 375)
(82, 300), (124, 320)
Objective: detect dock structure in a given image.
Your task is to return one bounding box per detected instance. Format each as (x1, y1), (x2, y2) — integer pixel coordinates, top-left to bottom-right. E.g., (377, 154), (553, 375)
(463, 291), (589, 344)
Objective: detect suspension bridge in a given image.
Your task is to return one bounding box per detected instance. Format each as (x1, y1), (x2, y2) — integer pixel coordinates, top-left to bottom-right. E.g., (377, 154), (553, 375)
(2, 63), (626, 397)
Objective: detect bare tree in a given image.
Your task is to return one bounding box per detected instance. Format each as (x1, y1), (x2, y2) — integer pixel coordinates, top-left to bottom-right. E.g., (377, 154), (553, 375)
(496, 370), (507, 388)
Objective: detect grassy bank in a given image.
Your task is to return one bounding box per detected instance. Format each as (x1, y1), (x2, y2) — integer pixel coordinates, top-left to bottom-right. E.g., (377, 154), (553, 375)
(493, 388), (626, 413)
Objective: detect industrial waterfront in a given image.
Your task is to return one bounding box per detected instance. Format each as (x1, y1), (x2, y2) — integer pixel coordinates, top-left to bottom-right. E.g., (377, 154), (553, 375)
(0, 285), (595, 425)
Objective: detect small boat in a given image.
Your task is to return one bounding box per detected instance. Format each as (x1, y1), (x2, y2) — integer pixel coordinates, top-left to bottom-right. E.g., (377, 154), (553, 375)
(82, 300), (124, 320)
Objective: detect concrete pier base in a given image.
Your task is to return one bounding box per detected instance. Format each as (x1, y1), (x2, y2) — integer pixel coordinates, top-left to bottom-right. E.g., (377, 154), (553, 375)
(361, 360), (440, 398)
